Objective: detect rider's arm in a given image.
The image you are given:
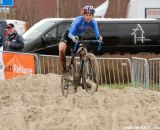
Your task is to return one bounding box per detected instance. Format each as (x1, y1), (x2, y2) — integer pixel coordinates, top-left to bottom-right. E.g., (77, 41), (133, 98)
(68, 16), (82, 39)
(91, 19), (100, 39)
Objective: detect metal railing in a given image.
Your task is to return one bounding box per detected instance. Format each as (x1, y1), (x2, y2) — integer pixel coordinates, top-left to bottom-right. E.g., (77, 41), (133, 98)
(148, 58), (160, 91)
(38, 55), (131, 85)
(1, 51), (160, 91)
(131, 57), (149, 88)
(39, 55), (61, 74)
(97, 57), (131, 85)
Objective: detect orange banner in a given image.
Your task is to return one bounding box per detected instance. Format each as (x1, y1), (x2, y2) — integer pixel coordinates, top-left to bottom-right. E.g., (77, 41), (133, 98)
(3, 53), (35, 80)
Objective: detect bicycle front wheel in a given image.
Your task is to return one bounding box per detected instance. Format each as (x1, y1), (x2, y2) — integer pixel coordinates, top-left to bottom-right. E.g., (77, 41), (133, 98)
(61, 65), (77, 97)
(82, 53), (100, 94)
(61, 64), (76, 97)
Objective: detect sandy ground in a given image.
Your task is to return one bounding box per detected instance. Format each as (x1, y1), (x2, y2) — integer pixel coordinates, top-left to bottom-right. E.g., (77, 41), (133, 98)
(0, 73), (160, 130)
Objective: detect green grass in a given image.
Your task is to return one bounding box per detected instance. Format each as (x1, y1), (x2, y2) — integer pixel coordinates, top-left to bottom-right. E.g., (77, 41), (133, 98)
(101, 83), (131, 90)
(101, 83), (160, 91)
(149, 84), (160, 91)
(132, 83), (160, 91)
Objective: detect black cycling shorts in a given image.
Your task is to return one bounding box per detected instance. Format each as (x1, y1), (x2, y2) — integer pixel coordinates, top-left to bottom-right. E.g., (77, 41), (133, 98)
(60, 29), (73, 46)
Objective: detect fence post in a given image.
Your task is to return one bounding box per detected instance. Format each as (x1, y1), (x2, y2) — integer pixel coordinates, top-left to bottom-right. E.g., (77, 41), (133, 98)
(31, 54), (41, 74)
(131, 57), (149, 88)
(131, 58), (135, 87)
(148, 58), (160, 91)
(145, 60), (149, 89)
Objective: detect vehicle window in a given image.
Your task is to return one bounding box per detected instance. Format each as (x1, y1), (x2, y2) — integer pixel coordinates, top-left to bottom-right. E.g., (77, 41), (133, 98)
(23, 21), (55, 40)
(58, 22), (70, 36)
(44, 27), (57, 44)
(45, 27), (57, 39)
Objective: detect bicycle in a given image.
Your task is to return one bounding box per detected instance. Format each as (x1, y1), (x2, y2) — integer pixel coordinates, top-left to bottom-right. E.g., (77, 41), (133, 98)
(61, 40), (101, 96)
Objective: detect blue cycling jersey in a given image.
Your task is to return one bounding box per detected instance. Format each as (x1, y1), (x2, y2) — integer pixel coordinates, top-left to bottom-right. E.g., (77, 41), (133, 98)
(68, 16), (100, 40)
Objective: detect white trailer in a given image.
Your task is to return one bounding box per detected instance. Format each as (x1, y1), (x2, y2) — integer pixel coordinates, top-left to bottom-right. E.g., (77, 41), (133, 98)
(127, 0), (160, 18)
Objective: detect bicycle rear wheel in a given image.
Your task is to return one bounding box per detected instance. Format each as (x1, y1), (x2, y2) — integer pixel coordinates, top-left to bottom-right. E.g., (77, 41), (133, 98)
(82, 53), (100, 94)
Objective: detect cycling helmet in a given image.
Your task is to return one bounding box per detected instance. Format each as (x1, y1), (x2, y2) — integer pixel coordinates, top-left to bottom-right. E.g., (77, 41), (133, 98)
(83, 6), (95, 15)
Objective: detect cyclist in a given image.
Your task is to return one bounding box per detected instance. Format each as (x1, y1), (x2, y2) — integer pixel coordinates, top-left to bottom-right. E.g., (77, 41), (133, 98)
(59, 5), (102, 73)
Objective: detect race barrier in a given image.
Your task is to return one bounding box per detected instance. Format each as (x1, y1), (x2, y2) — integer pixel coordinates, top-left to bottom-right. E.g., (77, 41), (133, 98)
(0, 51), (39, 80)
(39, 55), (61, 75)
(39, 55), (160, 90)
(1, 51), (160, 91)
(39, 54), (131, 85)
(148, 58), (160, 90)
(97, 57), (131, 85)
(131, 57), (160, 90)
(131, 57), (149, 88)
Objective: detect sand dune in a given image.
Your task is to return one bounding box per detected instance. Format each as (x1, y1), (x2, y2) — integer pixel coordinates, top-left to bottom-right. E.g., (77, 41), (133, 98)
(0, 73), (160, 130)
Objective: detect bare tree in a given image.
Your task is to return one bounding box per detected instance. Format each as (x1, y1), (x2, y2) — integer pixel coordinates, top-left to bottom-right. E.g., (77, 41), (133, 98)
(59, 0), (106, 18)
(10, 0), (44, 27)
(60, 0), (80, 17)
(5, 0), (130, 28)
(106, 0), (130, 18)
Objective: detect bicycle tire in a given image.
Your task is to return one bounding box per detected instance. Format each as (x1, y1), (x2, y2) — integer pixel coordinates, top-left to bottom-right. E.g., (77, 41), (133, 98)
(61, 64), (76, 96)
(61, 74), (69, 97)
(82, 53), (100, 94)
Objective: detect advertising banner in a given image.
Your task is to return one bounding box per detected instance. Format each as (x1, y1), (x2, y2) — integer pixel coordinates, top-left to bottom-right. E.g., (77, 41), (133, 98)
(2, 53), (35, 80)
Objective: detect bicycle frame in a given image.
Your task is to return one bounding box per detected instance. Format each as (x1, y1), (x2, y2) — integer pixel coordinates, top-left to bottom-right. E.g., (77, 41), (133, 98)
(61, 40), (101, 96)
(68, 42), (87, 81)
(69, 39), (101, 66)
(67, 40), (100, 84)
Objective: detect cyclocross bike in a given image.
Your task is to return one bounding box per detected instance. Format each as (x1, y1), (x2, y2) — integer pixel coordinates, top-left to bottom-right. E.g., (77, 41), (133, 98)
(61, 40), (101, 96)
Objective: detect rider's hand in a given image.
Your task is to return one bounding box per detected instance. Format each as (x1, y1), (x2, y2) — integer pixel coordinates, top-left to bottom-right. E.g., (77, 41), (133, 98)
(98, 36), (103, 43)
(71, 36), (79, 43)
(96, 36), (103, 52)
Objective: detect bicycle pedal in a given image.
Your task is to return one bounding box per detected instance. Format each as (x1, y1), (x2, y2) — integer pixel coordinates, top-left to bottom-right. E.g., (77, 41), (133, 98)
(86, 82), (92, 89)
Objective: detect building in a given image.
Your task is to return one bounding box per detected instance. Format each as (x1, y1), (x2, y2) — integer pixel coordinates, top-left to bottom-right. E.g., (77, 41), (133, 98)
(127, 0), (160, 18)
(95, 0), (160, 19)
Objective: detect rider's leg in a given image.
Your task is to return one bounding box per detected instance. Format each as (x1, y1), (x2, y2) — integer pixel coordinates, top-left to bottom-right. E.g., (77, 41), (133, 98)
(59, 42), (67, 72)
(79, 53), (83, 60)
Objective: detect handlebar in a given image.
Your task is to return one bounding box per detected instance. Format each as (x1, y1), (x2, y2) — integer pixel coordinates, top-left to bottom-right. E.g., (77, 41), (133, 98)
(73, 40), (102, 53)
(76, 40), (102, 43)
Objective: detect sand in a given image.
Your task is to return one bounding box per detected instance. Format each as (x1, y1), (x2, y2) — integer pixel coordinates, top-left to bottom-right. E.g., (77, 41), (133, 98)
(0, 73), (160, 130)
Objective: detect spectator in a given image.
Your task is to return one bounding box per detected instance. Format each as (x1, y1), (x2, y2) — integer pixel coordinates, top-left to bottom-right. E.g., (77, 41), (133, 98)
(4, 23), (24, 52)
